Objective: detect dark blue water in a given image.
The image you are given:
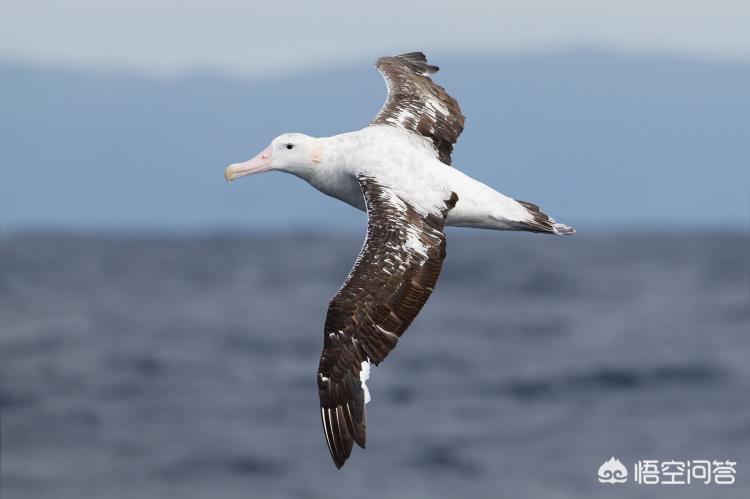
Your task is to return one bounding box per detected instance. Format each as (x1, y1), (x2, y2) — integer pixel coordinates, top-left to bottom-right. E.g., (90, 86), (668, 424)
(1, 232), (748, 498)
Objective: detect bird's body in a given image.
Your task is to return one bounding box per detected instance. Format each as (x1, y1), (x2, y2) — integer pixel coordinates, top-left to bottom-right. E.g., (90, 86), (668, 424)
(305, 125), (569, 232)
(225, 52), (575, 469)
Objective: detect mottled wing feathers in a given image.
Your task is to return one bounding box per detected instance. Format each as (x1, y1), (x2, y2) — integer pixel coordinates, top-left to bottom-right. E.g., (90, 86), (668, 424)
(317, 175), (458, 468)
(371, 52), (465, 165)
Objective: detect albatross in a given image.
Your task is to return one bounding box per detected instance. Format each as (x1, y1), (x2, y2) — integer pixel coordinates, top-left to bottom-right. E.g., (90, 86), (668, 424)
(225, 52), (574, 468)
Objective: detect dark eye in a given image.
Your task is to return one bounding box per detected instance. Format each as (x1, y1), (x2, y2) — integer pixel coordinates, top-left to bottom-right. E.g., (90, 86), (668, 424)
(286, 144), (294, 150)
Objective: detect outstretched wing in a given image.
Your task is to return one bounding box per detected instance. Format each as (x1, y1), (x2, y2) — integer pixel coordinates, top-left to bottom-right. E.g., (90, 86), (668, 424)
(370, 52), (465, 165)
(317, 175), (458, 468)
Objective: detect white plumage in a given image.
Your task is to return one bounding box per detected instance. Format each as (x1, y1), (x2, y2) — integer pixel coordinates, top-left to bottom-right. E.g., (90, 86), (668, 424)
(303, 125), (560, 231)
(359, 360), (372, 404)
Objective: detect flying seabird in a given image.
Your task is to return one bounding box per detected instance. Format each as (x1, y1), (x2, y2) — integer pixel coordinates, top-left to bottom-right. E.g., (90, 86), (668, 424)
(225, 52), (575, 469)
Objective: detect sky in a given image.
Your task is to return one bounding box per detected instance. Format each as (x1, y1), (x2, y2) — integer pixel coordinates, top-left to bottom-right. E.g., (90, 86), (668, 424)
(1, 2), (748, 233)
(2, 1), (750, 77)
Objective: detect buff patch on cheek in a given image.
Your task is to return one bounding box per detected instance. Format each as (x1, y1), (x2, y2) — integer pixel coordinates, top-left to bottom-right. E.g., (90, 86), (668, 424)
(311, 145), (323, 164)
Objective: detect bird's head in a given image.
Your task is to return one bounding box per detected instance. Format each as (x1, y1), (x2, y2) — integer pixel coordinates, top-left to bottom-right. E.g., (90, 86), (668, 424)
(225, 133), (322, 181)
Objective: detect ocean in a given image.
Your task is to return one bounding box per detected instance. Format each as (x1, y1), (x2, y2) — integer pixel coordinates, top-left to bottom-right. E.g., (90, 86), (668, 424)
(1, 232), (748, 498)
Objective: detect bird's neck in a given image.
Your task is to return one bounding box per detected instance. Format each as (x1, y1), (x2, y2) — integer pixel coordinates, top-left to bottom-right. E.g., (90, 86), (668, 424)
(315, 131), (362, 172)
(300, 133), (364, 207)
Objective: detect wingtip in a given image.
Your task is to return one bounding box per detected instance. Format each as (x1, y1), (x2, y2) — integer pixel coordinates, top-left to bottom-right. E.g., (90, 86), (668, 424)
(391, 51), (439, 75)
(320, 398), (364, 469)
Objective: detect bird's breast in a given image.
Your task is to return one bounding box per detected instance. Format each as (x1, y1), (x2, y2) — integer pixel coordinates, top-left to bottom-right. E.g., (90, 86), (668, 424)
(309, 170), (366, 212)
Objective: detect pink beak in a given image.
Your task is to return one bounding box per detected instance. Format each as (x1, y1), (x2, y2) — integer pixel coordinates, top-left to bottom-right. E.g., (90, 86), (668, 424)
(225, 145), (273, 181)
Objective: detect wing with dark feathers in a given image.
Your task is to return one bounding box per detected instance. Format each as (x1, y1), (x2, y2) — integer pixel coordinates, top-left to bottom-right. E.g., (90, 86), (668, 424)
(370, 52), (465, 165)
(317, 175), (458, 468)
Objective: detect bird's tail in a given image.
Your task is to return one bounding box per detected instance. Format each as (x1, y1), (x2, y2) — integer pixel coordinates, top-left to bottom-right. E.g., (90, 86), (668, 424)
(515, 200), (576, 236)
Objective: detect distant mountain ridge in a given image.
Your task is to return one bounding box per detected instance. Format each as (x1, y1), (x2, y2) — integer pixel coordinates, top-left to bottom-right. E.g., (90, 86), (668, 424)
(1, 52), (748, 233)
